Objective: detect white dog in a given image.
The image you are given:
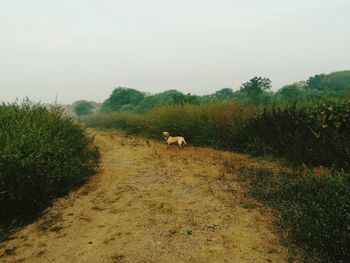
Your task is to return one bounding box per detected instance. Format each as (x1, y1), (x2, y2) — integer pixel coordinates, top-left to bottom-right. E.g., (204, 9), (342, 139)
(162, 131), (186, 148)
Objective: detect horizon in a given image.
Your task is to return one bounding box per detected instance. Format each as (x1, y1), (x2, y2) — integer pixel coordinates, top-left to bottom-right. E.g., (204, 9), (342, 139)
(1, 0), (350, 104)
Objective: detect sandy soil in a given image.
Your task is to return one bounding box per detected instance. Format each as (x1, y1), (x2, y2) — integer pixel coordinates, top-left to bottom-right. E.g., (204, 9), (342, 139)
(0, 130), (291, 263)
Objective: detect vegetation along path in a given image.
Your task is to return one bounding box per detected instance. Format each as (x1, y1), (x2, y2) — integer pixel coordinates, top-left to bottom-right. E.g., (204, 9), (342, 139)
(1, 130), (291, 263)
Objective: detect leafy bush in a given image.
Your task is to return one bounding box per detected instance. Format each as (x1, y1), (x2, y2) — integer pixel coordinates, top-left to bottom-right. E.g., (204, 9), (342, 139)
(134, 89), (191, 113)
(275, 171), (350, 262)
(99, 88), (206, 113)
(82, 111), (145, 134)
(307, 71), (350, 94)
(74, 100), (93, 116)
(238, 167), (350, 263)
(0, 101), (99, 227)
(241, 98), (350, 169)
(100, 87), (144, 112)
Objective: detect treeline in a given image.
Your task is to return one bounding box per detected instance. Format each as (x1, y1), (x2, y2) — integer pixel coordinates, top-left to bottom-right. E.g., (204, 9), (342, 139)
(74, 70), (350, 116)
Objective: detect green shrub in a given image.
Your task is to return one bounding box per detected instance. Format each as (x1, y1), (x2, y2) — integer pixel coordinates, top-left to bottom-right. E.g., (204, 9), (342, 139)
(100, 87), (144, 112)
(241, 98), (350, 169)
(81, 111), (145, 134)
(0, 101), (99, 227)
(238, 167), (350, 262)
(82, 102), (256, 148)
(73, 100), (93, 116)
(274, 171), (350, 262)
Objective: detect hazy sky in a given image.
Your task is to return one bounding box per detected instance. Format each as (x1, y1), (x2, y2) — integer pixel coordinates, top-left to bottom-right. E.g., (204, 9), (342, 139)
(1, 0), (350, 104)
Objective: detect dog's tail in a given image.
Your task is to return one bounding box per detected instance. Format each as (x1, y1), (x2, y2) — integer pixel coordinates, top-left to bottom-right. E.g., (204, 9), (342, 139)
(183, 138), (187, 145)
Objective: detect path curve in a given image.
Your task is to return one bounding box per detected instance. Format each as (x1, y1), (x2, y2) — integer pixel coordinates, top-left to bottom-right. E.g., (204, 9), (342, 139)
(0, 130), (289, 263)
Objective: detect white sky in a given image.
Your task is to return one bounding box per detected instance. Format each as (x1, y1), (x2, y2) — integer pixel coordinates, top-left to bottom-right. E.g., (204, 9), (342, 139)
(1, 0), (350, 103)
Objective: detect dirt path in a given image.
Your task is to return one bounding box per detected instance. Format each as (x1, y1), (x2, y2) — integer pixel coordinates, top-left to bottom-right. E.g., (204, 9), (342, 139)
(0, 130), (290, 263)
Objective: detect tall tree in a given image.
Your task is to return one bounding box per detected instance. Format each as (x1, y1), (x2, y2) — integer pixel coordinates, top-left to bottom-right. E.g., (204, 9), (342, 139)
(240, 76), (271, 104)
(74, 100), (93, 116)
(307, 74), (326, 90)
(214, 88), (234, 100)
(101, 87), (144, 112)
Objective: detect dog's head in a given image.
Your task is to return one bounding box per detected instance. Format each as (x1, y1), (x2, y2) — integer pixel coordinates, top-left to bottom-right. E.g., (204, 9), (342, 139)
(162, 131), (169, 140)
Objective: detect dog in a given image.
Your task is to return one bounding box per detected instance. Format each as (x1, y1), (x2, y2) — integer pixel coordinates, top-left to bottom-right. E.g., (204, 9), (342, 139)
(162, 131), (186, 148)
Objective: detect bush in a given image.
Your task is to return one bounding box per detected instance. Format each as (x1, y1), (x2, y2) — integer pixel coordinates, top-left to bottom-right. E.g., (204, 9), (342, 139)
(275, 171), (350, 262)
(81, 111), (145, 134)
(0, 101), (99, 227)
(241, 98), (350, 169)
(100, 87), (144, 112)
(239, 168), (350, 262)
(82, 102), (256, 149)
(73, 100), (93, 116)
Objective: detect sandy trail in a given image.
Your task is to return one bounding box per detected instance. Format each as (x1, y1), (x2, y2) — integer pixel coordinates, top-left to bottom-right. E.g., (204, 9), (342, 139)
(0, 130), (289, 263)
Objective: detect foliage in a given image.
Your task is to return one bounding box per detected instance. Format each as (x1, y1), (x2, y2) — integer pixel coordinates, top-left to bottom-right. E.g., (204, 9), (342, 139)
(307, 74), (327, 90)
(100, 87), (144, 112)
(171, 93), (201, 106)
(0, 101), (99, 229)
(74, 100), (93, 116)
(90, 71), (350, 114)
(240, 98), (350, 169)
(275, 171), (350, 262)
(81, 111), (145, 134)
(82, 102), (256, 149)
(213, 88), (235, 100)
(273, 71), (350, 106)
(84, 95), (350, 169)
(133, 90), (184, 112)
(239, 167), (350, 263)
(307, 71), (350, 94)
(240, 76), (272, 104)
(273, 82), (307, 105)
